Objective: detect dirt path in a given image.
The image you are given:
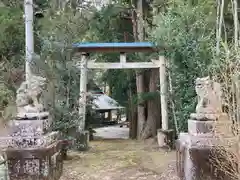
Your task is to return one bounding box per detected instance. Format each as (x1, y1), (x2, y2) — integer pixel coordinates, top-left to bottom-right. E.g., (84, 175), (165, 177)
(60, 140), (179, 180)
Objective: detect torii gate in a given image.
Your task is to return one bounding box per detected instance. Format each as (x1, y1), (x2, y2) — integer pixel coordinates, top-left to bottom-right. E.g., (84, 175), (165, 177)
(72, 42), (169, 140)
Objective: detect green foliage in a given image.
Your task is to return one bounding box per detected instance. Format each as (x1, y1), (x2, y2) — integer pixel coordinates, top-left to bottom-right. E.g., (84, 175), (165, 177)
(151, 0), (216, 131)
(0, 0), (23, 7)
(101, 69), (136, 106)
(38, 1), (95, 44)
(33, 44), (82, 138)
(0, 6), (24, 121)
(132, 91), (159, 106)
(0, 83), (14, 109)
(86, 4), (137, 108)
(52, 104), (79, 137)
(88, 4), (133, 42)
(0, 7), (24, 67)
(36, 4), (98, 138)
(0, 82), (16, 122)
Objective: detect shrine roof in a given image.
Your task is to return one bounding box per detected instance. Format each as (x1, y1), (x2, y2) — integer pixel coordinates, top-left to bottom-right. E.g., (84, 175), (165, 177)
(92, 94), (124, 111)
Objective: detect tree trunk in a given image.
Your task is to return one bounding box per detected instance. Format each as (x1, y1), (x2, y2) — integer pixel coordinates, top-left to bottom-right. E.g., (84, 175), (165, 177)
(141, 69), (161, 139)
(128, 76), (137, 139)
(134, 0), (148, 139)
(129, 105), (138, 139)
(136, 72), (146, 138)
(108, 86), (113, 121)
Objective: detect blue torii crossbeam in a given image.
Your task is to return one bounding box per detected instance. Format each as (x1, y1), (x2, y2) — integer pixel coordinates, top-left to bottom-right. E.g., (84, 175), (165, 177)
(72, 42), (159, 53)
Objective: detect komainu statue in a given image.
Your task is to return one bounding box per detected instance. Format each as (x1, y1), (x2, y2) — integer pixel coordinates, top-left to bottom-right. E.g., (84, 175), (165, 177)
(16, 75), (47, 115)
(195, 76), (222, 114)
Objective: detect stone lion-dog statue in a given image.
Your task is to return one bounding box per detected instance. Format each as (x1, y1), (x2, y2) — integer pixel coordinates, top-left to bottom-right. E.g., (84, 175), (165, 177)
(195, 76), (222, 114)
(16, 75), (47, 114)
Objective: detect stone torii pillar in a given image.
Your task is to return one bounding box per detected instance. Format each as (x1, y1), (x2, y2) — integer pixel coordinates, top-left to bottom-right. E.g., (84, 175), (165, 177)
(159, 56), (168, 131)
(77, 52), (89, 151)
(78, 52), (88, 131)
(153, 56), (174, 148)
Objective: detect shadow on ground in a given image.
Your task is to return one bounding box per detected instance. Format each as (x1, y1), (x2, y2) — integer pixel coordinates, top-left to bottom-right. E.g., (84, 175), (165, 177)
(60, 139), (179, 180)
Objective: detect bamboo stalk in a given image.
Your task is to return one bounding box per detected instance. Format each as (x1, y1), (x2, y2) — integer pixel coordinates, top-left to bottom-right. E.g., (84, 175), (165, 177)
(216, 0), (220, 55)
(167, 64), (179, 135)
(216, 0), (225, 56)
(232, 0), (238, 49)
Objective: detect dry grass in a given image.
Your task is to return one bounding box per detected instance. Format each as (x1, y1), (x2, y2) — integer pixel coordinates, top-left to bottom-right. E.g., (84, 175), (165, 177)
(212, 0), (240, 176)
(212, 115), (240, 179)
(60, 139), (178, 180)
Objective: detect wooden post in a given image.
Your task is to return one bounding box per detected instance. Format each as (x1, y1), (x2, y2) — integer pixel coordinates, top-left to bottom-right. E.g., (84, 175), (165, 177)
(78, 52), (88, 131)
(159, 56), (168, 130)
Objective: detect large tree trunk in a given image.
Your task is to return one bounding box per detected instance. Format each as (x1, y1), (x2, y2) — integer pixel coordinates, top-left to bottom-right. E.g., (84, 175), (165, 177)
(134, 0), (148, 139)
(141, 69), (161, 139)
(136, 72), (146, 138)
(129, 106), (138, 139)
(128, 76), (138, 139)
(132, 0), (160, 139)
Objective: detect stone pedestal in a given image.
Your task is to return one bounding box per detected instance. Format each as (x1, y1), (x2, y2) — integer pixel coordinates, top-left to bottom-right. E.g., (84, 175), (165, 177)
(176, 133), (216, 180)
(157, 129), (174, 149)
(0, 112), (63, 180)
(6, 141), (63, 180)
(61, 139), (75, 160)
(176, 135), (238, 180)
(176, 77), (239, 180)
(75, 130), (89, 151)
(176, 114), (238, 180)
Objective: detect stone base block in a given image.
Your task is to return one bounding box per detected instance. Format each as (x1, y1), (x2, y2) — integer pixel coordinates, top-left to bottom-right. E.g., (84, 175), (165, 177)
(188, 119), (233, 137)
(214, 120), (233, 137)
(4, 140), (63, 180)
(8, 118), (52, 137)
(61, 139), (75, 160)
(190, 113), (218, 121)
(176, 134), (238, 180)
(190, 113), (228, 121)
(179, 132), (237, 147)
(188, 120), (214, 134)
(0, 131), (60, 148)
(75, 131), (89, 151)
(157, 129), (174, 149)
